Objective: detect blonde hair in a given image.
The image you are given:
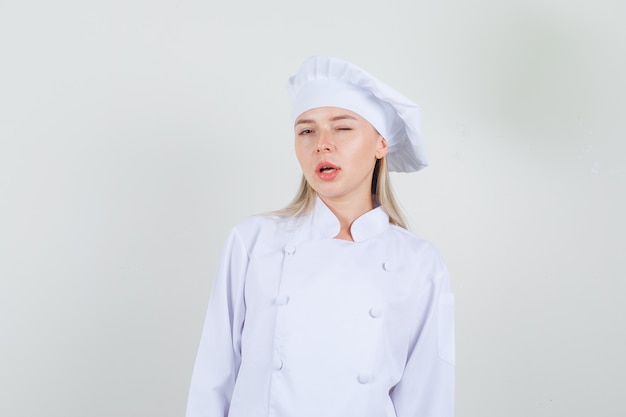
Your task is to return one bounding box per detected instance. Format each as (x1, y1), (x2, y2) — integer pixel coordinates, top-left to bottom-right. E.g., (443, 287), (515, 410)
(274, 156), (408, 229)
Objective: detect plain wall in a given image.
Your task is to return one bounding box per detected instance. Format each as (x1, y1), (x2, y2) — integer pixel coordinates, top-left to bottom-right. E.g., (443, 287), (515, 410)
(1, 1), (624, 416)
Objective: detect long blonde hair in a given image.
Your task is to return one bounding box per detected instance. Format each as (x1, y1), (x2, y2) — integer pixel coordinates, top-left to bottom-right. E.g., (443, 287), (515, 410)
(274, 156), (408, 229)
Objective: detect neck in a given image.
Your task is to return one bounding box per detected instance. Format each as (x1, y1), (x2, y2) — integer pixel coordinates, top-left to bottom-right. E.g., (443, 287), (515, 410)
(320, 195), (374, 241)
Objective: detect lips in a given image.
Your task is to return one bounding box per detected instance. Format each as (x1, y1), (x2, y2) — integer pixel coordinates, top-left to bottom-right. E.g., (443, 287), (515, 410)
(315, 162), (340, 181)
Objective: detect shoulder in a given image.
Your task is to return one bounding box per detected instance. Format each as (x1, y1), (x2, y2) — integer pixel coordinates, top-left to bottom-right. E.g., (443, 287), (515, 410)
(232, 213), (301, 235)
(229, 213), (305, 253)
(386, 224), (448, 278)
(389, 224), (443, 256)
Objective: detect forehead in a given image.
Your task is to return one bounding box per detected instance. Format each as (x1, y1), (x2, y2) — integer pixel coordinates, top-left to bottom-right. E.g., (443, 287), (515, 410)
(295, 106), (366, 124)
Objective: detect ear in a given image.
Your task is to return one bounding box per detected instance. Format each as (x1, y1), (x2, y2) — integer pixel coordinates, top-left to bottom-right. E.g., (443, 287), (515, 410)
(375, 136), (389, 159)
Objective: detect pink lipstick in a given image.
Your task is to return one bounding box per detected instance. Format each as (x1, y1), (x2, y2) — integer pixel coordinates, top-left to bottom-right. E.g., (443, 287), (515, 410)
(315, 162), (340, 181)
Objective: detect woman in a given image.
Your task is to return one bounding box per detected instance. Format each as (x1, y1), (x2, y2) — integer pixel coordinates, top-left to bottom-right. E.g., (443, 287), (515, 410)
(186, 56), (455, 417)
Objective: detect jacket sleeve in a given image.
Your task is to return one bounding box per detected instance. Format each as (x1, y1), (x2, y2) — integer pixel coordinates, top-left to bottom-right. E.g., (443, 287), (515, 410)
(186, 227), (249, 417)
(390, 265), (455, 417)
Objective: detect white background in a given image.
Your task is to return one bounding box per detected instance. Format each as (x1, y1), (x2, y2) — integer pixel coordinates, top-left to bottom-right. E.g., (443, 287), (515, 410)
(1, 1), (624, 416)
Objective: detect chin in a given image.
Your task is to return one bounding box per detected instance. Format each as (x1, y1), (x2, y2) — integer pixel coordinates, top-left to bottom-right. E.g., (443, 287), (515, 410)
(311, 184), (342, 198)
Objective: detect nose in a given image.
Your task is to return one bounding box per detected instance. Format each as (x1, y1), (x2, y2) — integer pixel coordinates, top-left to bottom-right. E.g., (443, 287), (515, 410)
(316, 131), (334, 153)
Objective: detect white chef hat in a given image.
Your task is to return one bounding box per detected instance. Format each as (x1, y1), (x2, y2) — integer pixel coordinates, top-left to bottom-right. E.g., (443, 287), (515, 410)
(287, 56), (427, 173)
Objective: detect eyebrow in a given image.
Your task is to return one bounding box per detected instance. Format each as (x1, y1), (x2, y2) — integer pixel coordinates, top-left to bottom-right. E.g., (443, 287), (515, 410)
(295, 114), (358, 126)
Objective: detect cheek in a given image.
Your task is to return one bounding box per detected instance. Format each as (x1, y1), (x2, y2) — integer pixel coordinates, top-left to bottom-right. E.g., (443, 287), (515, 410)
(354, 140), (380, 163)
(294, 143), (309, 169)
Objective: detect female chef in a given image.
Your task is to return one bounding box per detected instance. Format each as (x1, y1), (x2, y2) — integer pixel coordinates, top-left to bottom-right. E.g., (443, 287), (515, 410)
(186, 56), (455, 417)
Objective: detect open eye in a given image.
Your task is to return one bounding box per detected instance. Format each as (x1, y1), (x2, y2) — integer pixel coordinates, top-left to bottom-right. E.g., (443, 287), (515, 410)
(298, 129), (314, 135)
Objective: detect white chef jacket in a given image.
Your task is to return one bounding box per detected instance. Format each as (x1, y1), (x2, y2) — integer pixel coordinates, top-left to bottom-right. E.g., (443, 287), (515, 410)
(187, 197), (455, 417)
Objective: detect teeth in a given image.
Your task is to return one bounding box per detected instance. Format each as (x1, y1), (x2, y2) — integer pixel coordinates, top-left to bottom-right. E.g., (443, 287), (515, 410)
(320, 167), (336, 172)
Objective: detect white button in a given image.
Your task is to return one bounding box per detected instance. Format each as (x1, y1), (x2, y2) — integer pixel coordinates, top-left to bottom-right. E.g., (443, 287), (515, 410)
(273, 358), (283, 370)
(274, 295), (290, 306)
(369, 307), (382, 318)
(284, 244), (296, 255)
(357, 373), (371, 384)
(382, 261), (392, 272)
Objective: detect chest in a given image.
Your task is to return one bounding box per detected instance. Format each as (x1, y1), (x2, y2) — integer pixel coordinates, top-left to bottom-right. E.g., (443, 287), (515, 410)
(242, 237), (420, 349)
(247, 237), (416, 304)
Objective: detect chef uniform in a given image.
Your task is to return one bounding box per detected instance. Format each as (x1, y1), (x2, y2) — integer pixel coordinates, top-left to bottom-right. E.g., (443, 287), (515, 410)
(186, 56), (455, 417)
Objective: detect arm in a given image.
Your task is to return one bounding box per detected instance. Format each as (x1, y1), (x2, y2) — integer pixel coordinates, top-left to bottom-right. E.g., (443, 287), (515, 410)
(186, 228), (249, 417)
(391, 267), (455, 417)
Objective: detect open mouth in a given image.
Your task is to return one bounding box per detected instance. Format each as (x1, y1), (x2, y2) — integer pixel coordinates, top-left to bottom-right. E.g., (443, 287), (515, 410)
(315, 162), (340, 179)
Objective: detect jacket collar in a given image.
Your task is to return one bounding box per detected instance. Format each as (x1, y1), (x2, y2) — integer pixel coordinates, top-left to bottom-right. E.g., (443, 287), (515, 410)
(310, 196), (390, 242)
